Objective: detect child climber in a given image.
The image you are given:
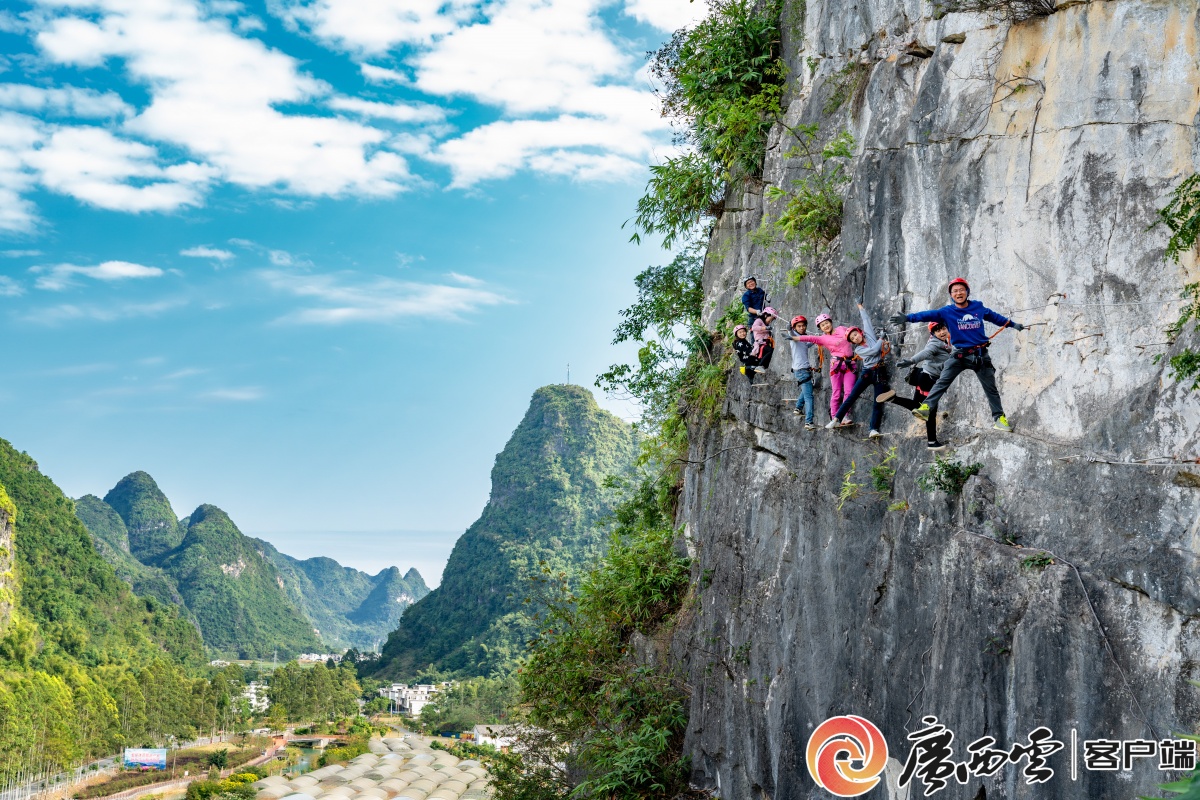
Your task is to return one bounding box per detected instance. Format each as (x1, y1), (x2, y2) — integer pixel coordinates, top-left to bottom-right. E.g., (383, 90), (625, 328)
(781, 315), (821, 430)
(732, 324), (761, 382)
(742, 276), (767, 327)
(792, 312), (857, 425)
(889, 322), (952, 448)
(825, 303), (895, 438)
(888, 277), (1025, 447)
(751, 307), (779, 372)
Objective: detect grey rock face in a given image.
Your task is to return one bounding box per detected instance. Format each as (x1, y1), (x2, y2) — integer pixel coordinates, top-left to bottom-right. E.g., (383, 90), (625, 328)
(674, 1), (1200, 797)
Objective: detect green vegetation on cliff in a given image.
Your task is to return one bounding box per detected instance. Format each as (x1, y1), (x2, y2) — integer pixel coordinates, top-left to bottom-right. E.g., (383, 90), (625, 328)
(0, 440), (201, 667)
(75, 494), (187, 608)
(103, 471), (185, 562)
(0, 438), (253, 781)
(158, 505), (323, 659)
(373, 385), (637, 679)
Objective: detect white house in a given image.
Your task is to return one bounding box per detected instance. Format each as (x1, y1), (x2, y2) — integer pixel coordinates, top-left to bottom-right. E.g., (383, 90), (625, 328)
(377, 683), (439, 716)
(472, 724), (517, 752)
(242, 681), (270, 713)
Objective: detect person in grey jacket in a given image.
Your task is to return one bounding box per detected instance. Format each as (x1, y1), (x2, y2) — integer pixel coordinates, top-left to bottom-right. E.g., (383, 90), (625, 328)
(824, 303), (894, 438)
(889, 322), (951, 448)
(781, 315), (821, 429)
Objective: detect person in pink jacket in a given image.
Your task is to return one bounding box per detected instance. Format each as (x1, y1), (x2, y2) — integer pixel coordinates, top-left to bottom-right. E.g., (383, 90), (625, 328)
(792, 313), (857, 423)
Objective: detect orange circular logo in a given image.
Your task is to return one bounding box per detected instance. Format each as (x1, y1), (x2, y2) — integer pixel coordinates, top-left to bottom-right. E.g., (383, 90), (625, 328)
(806, 715), (889, 797)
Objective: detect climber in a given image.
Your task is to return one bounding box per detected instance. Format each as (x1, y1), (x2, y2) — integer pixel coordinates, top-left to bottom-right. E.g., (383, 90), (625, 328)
(750, 307), (779, 373)
(792, 312), (858, 426)
(888, 278), (1025, 441)
(825, 303), (895, 438)
(732, 324), (762, 381)
(781, 315), (821, 430)
(742, 275), (767, 327)
(889, 322), (953, 448)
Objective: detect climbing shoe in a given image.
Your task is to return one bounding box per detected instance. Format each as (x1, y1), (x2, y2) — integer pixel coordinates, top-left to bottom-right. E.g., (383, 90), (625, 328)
(824, 418), (840, 429)
(993, 415), (1012, 432)
(912, 403), (931, 421)
(927, 440), (948, 451)
(793, 408), (803, 416)
(804, 423), (817, 431)
(876, 388), (896, 403)
(868, 429), (882, 439)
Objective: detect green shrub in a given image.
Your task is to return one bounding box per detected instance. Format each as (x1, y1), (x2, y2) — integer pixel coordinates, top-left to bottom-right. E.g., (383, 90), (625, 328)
(869, 448), (897, 493)
(1019, 552), (1053, 571)
(917, 458), (982, 495)
(1157, 174), (1200, 263)
(822, 62), (870, 115)
(517, 482), (693, 800)
(757, 126), (854, 259)
(630, 0), (785, 247)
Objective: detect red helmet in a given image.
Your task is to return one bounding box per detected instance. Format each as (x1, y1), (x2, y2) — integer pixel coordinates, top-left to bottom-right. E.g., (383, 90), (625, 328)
(791, 315), (807, 327)
(948, 277), (970, 294)
(845, 326), (864, 341)
(928, 321), (945, 333)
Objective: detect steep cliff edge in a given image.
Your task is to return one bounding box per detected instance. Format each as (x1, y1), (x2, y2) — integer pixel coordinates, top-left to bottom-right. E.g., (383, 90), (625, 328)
(673, 1), (1200, 798)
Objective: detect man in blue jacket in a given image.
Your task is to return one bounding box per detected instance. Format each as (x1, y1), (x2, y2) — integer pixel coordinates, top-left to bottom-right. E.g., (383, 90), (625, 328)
(889, 278), (1025, 445)
(741, 275), (766, 327)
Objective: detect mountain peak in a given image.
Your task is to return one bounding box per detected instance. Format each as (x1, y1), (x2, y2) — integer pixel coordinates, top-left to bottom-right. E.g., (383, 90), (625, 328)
(104, 471), (183, 561)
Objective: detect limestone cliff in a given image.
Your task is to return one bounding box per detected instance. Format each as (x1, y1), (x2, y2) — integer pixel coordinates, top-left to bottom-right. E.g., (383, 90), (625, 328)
(0, 485), (14, 633)
(673, 1), (1200, 798)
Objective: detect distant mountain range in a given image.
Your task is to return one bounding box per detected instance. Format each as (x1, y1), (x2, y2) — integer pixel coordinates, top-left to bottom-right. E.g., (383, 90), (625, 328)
(373, 384), (636, 679)
(75, 471), (428, 658)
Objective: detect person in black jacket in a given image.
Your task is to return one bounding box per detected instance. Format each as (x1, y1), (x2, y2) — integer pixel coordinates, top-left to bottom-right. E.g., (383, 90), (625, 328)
(741, 275), (766, 327)
(732, 324), (761, 382)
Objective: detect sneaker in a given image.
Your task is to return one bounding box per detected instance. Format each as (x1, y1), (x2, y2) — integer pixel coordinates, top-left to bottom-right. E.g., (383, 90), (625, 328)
(912, 403), (931, 421)
(868, 429), (882, 439)
(993, 415), (1012, 432)
(753, 366), (767, 373)
(792, 408), (802, 416)
(825, 419), (840, 430)
(876, 388), (896, 402)
(927, 440), (948, 451)
(804, 423), (817, 431)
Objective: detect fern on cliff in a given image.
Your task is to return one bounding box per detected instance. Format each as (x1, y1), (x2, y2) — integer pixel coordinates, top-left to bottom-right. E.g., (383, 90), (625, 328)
(1154, 174), (1200, 390)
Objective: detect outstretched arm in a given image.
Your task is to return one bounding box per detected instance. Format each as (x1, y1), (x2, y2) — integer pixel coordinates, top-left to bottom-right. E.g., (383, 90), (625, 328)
(856, 303), (877, 342)
(982, 306), (1024, 331)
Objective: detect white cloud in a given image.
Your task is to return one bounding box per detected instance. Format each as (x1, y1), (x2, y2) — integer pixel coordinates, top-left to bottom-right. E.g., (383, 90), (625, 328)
(433, 113), (653, 187)
(269, 249), (296, 266)
(35, 0), (416, 198)
(0, 249), (41, 257)
(0, 112), (43, 231)
(360, 64), (411, 85)
(328, 96), (446, 124)
(260, 268), (509, 324)
(0, 276), (23, 296)
(202, 387), (263, 401)
(622, 0), (707, 32)
(25, 126), (214, 212)
(33, 260), (164, 291)
(272, 0), (476, 52)
(21, 298), (184, 324)
(413, 0), (628, 115)
(0, 83), (132, 118)
(181, 245), (235, 261)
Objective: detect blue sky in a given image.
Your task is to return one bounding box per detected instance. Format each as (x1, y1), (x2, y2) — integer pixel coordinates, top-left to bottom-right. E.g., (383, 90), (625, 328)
(0, 0), (704, 578)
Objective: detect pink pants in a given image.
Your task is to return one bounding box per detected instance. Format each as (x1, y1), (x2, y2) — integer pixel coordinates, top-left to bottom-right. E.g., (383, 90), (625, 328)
(829, 366), (857, 420)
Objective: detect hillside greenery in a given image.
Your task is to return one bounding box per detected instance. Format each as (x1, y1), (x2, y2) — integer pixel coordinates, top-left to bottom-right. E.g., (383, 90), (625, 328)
(0, 438), (272, 781)
(157, 505), (323, 659)
(373, 385), (637, 679)
(418, 676), (519, 734)
(264, 661), (361, 724)
(1154, 174), (1200, 391)
(103, 471), (185, 562)
(254, 542), (428, 651)
(75, 494), (187, 608)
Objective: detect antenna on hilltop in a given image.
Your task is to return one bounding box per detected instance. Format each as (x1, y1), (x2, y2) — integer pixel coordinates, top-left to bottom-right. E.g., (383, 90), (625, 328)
(566, 363), (571, 385)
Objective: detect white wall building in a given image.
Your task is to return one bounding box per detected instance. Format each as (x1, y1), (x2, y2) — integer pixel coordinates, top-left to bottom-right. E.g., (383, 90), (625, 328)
(377, 683), (439, 716)
(472, 724), (517, 751)
(242, 681), (270, 713)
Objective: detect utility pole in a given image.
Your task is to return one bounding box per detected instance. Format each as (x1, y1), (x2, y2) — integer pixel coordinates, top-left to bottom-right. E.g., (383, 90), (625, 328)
(566, 363), (570, 385)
